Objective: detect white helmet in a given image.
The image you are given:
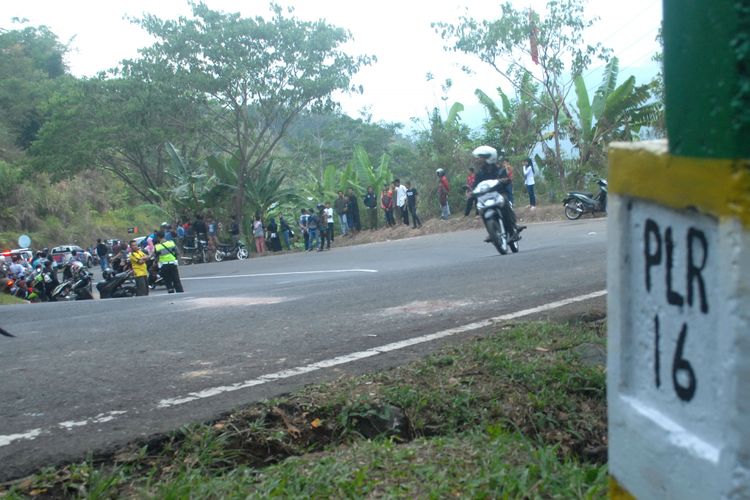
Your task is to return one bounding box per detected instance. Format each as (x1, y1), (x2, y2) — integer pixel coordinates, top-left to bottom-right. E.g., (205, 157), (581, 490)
(472, 145), (498, 164)
(435, 168), (445, 177)
(70, 260), (85, 277)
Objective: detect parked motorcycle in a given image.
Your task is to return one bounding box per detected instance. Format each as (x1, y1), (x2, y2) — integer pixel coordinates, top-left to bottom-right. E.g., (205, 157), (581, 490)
(51, 263), (93, 301)
(97, 269), (137, 299)
(563, 179), (608, 220)
(180, 235), (210, 265)
(213, 240), (249, 262)
(473, 179), (519, 255)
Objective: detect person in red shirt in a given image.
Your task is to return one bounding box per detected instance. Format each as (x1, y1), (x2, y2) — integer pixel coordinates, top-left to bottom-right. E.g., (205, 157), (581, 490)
(436, 168), (450, 220)
(463, 166), (477, 216)
(380, 183), (395, 227)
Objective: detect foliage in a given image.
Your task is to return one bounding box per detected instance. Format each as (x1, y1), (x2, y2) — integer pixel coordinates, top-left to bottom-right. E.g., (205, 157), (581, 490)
(2, 319), (608, 497)
(567, 57), (661, 179)
(30, 75), (207, 203)
(434, 0), (610, 188)
(0, 24), (67, 151)
(125, 3), (373, 227)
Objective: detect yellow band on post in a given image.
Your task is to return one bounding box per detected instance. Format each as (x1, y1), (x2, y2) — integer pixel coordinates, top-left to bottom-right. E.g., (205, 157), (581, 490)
(609, 141), (750, 228)
(609, 476), (637, 500)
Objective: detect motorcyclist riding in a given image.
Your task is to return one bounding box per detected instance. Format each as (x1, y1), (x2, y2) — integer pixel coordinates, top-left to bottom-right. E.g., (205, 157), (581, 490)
(471, 145), (526, 241)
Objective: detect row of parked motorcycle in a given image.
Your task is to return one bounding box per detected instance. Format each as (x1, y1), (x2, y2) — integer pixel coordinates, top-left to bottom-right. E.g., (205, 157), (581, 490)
(3, 260), (140, 302)
(177, 237), (249, 264)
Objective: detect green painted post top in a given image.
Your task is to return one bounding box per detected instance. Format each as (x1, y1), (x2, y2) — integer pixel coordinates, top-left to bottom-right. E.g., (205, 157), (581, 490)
(663, 0), (750, 159)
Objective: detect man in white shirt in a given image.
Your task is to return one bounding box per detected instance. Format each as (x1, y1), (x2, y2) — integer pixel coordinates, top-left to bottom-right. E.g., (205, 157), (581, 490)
(324, 202), (335, 244)
(393, 178), (409, 226)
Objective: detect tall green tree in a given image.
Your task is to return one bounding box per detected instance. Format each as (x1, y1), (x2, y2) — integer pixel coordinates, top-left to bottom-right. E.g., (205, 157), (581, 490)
(31, 76), (205, 202)
(434, 0), (609, 187)
(126, 2), (373, 228)
(0, 24), (68, 152)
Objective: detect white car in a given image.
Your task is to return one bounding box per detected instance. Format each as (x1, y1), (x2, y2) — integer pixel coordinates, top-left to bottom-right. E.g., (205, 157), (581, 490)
(50, 245), (94, 268)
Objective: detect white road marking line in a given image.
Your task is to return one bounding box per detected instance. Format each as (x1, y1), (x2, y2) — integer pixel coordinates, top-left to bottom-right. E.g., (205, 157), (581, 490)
(182, 269), (378, 280)
(157, 290), (607, 408)
(0, 289), (606, 447)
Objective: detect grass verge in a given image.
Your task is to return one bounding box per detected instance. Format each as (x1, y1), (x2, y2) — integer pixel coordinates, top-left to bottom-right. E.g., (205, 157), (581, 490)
(1, 317), (608, 498)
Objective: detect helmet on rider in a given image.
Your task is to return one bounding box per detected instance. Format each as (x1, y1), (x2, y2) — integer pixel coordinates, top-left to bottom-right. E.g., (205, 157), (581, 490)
(316, 203), (325, 211)
(70, 260), (85, 277)
(472, 145), (498, 164)
(435, 168), (445, 177)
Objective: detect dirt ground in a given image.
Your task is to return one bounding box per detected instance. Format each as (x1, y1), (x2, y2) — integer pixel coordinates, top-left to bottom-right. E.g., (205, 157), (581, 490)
(330, 203), (568, 248)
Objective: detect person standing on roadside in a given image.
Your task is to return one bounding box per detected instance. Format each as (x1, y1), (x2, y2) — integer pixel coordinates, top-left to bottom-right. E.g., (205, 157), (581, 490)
(436, 168), (451, 220)
(279, 215), (293, 250)
(499, 158), (515, 204)
(363, 185), (378, 230)
(299, 209), (310, 251)
(394, 179), (409, 226)
(253, 215), (266, 256)
(522, 157), (537, 209)
(381, 183), (395, 227)
(154, 231), (183, 293)
(347, 188), (361, 233)
(307, 207), (320, 251)
(324, 202), (335, 243)
(463, 166), (477, 217)
(334, 191), (349, 237)
(96, 238), (109, 271)
(129, 239), (149, 296)
(229, 215), (240, 243)
(405, 181), (422, 228)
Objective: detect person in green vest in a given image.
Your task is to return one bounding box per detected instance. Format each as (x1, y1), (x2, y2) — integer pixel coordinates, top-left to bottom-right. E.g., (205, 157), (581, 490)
(154, 231), (184, 293)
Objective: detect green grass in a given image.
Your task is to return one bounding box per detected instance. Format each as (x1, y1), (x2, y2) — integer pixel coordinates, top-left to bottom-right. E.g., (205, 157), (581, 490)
(2, 318), (608, 498)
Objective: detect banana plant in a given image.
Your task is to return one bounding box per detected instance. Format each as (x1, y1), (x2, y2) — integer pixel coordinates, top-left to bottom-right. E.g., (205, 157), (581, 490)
(569, 57), (661, 165)
(164, 142), (216, 214)
(205, 153), (301, 220)
(349, 145), (393, 195)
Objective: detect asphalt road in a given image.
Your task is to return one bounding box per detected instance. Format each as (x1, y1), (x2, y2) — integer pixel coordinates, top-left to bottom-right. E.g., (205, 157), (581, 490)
(0, 218), (607, 481)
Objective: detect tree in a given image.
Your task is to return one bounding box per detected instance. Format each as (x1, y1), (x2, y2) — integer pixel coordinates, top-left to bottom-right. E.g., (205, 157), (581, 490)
(434, 0), (609, 187)
(126, 2), (373, 229)
(475, 71), (552, 158)
(0, 25), (68, 151)
(567, 57), (661, 171)
(31, 76), (205, 203)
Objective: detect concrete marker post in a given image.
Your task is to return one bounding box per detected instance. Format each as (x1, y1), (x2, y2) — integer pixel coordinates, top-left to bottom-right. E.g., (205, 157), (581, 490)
(607, 0), (750, 497)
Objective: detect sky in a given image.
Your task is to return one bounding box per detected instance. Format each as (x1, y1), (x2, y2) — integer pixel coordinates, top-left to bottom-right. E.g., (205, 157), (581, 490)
(3, 0), (662, 129)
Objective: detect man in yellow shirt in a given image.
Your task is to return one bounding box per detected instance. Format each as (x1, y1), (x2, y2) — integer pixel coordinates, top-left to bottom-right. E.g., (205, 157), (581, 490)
(129, 240), (149, 296)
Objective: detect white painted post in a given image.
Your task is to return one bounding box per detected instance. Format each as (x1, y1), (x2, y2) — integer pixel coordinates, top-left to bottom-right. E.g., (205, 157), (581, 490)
(607, 141), (750, 498)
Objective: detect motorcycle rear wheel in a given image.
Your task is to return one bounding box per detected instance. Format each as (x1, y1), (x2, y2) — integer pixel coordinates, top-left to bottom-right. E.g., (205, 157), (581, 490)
(487, 218), (509, 255)
(237, 247), (249, 260)
(564, 201), (584, 220)
(214, 251), (224, 262)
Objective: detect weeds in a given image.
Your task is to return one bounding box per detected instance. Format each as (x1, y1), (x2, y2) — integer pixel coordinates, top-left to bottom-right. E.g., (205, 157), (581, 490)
(2, 318), (608, 498)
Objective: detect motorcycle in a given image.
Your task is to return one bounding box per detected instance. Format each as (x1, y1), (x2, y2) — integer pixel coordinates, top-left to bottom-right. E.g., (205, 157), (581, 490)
(180, 235), (210, 265)
(51, 268), (93, 301)
(473, 179), (519, 255)
(563, 179), (608, 220)
(97, 269), (137, 299)
(213, 240), (249, 262)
